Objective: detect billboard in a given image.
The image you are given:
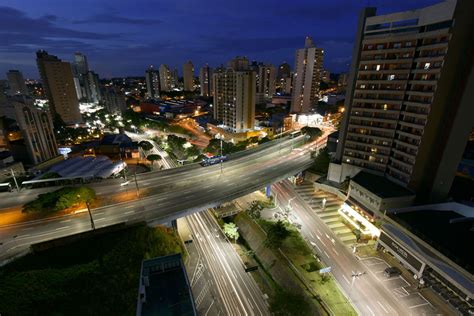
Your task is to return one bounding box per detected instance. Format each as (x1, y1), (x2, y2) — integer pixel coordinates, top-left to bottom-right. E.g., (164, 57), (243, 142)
(379, 232), (424, 272)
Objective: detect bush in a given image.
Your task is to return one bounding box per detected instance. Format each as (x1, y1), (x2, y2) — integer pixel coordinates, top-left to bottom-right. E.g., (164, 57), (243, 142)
(23, 186), (96, 214)
(270, 288), (311, 315)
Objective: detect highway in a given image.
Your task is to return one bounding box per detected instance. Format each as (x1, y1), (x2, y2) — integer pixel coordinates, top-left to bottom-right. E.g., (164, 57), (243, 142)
(273, 180), (411, 316)
(186, 211), (269, 315)
(0, 135), (305, 209)
(0, 135), (321, 263)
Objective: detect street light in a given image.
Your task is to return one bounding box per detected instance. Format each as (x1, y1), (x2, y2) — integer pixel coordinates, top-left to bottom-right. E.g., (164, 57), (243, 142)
(77, 194), (95, 230)
(215, 133), (224, 174)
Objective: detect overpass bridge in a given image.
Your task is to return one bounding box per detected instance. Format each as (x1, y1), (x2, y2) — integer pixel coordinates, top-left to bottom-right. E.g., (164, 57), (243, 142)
(0, 135), (325, 264)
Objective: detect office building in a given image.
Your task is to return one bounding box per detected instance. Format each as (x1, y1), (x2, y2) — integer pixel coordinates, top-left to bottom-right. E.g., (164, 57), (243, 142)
(291, 37), (324, 113)
(331, 0), (474, 202)
(0, 95), (58, 165)
(145, 66), (160, 99)
(183, 60), (194, 91)
(159, 64), (172, 92)
(36, 50), (81, 124)
(257, 64), (276, 99)
(213, 65), (256, 132)
(6, 70), (28, 96)
(199, 65), (212, 97)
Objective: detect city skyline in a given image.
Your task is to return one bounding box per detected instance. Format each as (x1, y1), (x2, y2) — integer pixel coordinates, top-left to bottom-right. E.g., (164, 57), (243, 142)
(0, 0), (441, 78)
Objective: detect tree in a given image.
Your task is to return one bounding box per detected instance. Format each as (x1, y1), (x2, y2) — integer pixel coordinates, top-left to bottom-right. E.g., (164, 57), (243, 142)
(265, 220), (290, 249)
(270, 289), (311, 315)
(300, 126), (322, 140)
(146, 154), (162, 164)
(139, 141), (153, 152)
(311, 147), (330, 174)
(258, 136), (271, 144)
(223, 222), (239, 243)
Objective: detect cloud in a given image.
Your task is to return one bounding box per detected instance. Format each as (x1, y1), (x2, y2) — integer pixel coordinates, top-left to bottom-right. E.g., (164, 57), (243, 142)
(74, 14), (162, 25)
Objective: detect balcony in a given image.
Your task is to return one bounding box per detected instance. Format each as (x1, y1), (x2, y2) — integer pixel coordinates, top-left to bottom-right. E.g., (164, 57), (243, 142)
(393, 138), (419, 150)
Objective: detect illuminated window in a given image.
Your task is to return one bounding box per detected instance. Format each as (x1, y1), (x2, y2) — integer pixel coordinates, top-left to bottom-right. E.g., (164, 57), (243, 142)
(376, 65), (381, 71)
(388, 75), (395, 81)
(383, 103), (388, 110)
(424, 63), (431, 69)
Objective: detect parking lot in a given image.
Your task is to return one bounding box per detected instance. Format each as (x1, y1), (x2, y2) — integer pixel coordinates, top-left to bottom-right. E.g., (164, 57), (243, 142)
(361, 257), (437, 315)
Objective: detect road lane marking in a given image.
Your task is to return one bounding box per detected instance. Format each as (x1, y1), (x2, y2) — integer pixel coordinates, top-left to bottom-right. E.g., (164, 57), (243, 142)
(409, 302), (429, 309)
(124, 210), (135, 215)
(94, 218), (106, 222)
(366, 305), (376, 316)
(60, 219), (71, 223)
(332, 248), (339, 256)
(323, 250), (330, 258)
(21, 227), (33, 231)
(55, 226), (70, 230)
(377, 301), (389, 313)
(343, 275), (351, 285)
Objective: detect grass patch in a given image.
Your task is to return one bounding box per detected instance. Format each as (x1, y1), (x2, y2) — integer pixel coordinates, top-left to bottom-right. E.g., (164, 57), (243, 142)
(0, 224), (183, 315)
(22, 186), (95, 214)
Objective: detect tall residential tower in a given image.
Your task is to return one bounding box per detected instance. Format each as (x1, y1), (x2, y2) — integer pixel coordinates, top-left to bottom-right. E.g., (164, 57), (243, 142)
(291, 37), (324, 113)
(331, 0), (474, 202)
(36, 50), (81, 124)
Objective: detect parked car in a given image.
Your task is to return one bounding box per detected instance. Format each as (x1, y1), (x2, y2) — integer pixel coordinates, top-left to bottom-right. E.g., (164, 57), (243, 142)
(384, 266), (402, 278)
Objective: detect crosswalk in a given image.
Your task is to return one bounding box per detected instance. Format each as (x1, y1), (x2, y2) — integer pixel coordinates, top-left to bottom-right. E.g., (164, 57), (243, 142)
(294, 182), (357, 246)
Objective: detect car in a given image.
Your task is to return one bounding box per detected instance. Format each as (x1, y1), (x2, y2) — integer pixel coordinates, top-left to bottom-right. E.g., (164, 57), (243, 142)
(383, 266), (402, 278)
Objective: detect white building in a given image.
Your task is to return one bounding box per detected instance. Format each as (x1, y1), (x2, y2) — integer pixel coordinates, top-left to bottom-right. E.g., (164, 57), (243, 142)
(291, 37), (324, 113)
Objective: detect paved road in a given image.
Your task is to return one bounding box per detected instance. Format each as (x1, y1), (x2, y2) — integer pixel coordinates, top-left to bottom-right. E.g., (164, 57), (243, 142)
(0, 135), (325, 263)
(0, 135), (304, 209)
(273, 181), (412, 316)
(186, 210), (269, 315)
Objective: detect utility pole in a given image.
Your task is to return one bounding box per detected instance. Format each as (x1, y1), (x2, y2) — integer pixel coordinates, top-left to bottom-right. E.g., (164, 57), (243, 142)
(10, 169), (20, 192)
(85, 201), (95, 231)
(134, 170), (140, 197)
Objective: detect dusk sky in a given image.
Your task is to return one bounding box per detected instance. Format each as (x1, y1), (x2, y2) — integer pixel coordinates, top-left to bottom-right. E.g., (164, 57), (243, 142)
(1, 0), (440, 79)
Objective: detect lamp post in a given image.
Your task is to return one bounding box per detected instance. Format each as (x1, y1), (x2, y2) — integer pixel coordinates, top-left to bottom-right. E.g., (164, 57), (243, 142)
(77, 195), (95, 230)
(216, 133), (224, 174)
(10, 169), (20, 192)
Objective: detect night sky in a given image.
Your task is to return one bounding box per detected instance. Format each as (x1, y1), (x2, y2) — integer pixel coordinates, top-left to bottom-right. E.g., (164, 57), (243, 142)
(1, 0), (440, 79)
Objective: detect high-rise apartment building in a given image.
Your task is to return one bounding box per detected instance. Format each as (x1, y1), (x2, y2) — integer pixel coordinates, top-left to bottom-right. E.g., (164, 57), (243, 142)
(332, 0), (474, 202)
(0, 95), (58, 165)
(73, 52), (89, 75)
(6, 70), (28, 96)
(228, 56), (250, 71)
(277, 62), (291, 80)
(145, 66), (160, 99)
(183, 61), (194, 91)
(199, 65), (212, 97)
(159, 64), (172, 92)
(84, 71), (101, 103)
(257, 64), (276, 99)
(36, 50), (81, 124)
(291, 37), (324, 113)
(213, 63), (256, 132)
(102, 86), (127, 115)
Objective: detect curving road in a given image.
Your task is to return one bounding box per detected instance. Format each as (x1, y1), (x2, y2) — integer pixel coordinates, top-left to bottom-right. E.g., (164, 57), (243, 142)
(0, 135), (322, 264)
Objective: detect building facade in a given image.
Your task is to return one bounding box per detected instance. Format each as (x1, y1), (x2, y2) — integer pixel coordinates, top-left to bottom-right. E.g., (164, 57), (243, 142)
(0, 96), (58, 165)
(333, 0), (474, 202)
(183, 60), (194, 91)
(6, 70), (28, 96)
(257, 64), (276, 100)
(291, 37), (324, 113)
(159, 64), (172, 92)
(199, 65), (213, 97)
(212, 67), (256, 132)
(145, 66), (160, 99)
(36, 50), (82, 124)
(102, 86), (127, 115)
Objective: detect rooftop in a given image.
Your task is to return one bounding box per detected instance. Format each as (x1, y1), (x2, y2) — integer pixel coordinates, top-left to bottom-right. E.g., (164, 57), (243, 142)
(392, 207), (474, 275)
(352, 171), (414, 198)
(137, 254), (196, 316)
